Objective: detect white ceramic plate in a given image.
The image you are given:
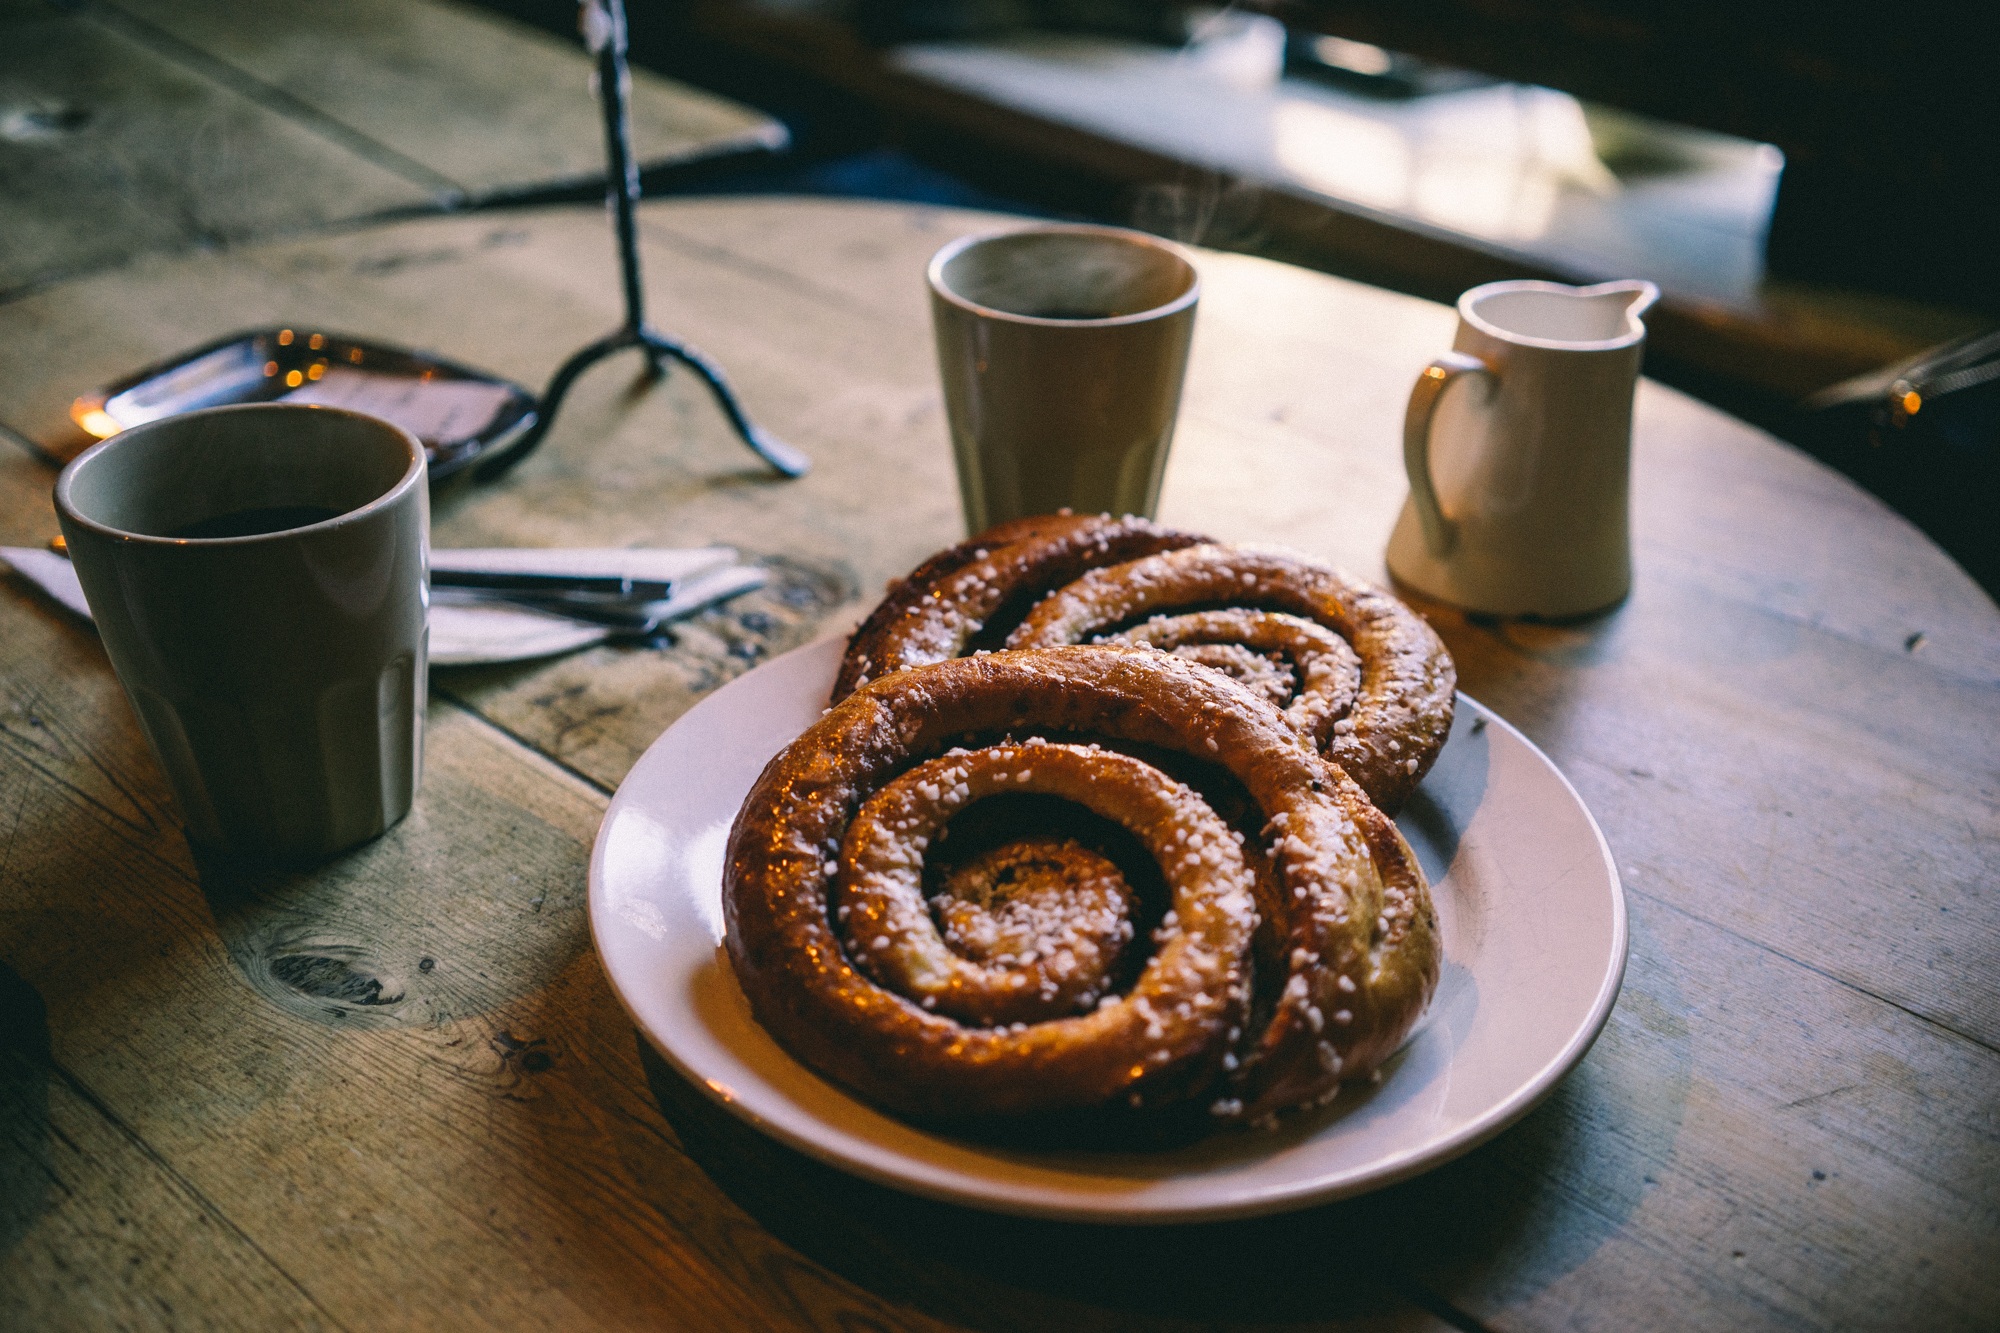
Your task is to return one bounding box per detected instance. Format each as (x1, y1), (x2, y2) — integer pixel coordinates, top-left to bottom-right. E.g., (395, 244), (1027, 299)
(589, 637), (1626, 1223)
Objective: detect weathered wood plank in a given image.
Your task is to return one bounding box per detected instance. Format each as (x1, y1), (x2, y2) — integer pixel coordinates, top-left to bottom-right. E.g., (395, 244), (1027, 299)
(101, 0), (785, 196)
(0, 1), (431, 295)
(1425, 580), (1999, 1042)
(0, 997), (337, 1330)
(1354, 891), (2000, 1331)
(0, 0), (784, 296)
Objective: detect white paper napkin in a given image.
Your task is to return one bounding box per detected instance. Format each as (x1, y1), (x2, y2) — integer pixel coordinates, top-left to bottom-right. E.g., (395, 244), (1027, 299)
(0, 547), (92, 619)
(1, 547), (767, 667)
(429, 546), (739, 584)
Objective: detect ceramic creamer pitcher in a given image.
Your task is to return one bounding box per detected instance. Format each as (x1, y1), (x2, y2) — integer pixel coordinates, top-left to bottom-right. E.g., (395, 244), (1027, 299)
(1385, 278), (1659, 617)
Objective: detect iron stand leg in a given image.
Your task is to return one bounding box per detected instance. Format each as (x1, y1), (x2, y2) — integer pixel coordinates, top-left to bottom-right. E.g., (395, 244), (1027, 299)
(475, 0), (807, 483)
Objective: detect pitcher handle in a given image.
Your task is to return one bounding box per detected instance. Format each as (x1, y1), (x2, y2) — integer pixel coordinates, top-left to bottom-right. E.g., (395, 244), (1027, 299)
(1403, 351), (1492, 557)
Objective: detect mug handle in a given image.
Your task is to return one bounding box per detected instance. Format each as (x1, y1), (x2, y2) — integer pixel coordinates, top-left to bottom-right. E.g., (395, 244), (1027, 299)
(1403, 351), (1493, 557)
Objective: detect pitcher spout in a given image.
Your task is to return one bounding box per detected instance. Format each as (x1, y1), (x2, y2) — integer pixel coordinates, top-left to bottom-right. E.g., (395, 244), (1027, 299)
(1578, 279), (1659, 333)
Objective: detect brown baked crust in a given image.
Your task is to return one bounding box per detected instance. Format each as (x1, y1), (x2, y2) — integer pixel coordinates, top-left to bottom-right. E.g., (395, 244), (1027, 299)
(833, 513), (1209, 701)
(723, 646), (1439, 1127)
(1007, 545), (1457, 813)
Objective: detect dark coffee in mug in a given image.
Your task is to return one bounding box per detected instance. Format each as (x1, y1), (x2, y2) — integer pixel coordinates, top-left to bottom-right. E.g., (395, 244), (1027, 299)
(169, 505), (344, 540)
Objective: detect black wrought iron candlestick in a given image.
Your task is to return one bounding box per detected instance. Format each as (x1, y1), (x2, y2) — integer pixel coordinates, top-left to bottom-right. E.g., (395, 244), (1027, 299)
(474, 0), (809, 482)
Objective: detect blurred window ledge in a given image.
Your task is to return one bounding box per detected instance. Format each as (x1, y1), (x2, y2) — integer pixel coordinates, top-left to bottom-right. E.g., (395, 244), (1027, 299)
(892, 25), (1784, 309)
(683, 0), (1990, 404)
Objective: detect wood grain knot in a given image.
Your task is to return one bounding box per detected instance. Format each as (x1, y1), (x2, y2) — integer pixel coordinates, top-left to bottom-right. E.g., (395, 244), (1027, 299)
(269, 954), (405, 1008)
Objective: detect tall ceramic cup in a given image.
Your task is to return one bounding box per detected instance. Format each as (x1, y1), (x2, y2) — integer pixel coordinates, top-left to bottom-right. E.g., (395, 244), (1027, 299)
(1386, 279), (1658, 617)
(55, 403), (429, 861)
(929, 225), (1199, 530)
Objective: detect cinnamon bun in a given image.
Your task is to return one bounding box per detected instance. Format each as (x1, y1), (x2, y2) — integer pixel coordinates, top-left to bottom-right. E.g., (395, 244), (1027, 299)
(723, 646), (1438, 1129)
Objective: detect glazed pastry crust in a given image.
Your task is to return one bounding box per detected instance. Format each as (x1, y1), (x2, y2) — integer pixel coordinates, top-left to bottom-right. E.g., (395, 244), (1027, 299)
(1009, 544), (1457, 813)
(723, 647), (1439, 1126)
(834, 513), (1207, 700)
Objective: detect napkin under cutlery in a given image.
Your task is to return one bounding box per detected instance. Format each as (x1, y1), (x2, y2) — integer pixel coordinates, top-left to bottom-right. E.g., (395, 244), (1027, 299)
(1, 545), (768, 666)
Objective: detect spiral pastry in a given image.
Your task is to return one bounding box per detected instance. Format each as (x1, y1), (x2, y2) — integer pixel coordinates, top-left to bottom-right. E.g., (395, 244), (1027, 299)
(724, 646), (1438, 1130)
(1006, 545), (1456, 813)
(834, 512), (1208, 701)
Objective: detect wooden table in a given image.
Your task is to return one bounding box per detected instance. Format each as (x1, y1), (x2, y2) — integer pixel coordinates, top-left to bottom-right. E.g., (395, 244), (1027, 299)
(0, 0), (783, 295)
(1, 198), (1995, 1332)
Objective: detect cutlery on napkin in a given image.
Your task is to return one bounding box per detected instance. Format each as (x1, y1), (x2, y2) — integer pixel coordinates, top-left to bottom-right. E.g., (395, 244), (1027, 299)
(1, 546), (768, 666)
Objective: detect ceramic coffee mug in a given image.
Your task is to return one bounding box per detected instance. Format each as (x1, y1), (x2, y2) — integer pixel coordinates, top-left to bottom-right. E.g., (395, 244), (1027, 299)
(1385, 278), (1659, 617)
(928, 225), (1199, 530)
(55, 403), (429, 860)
